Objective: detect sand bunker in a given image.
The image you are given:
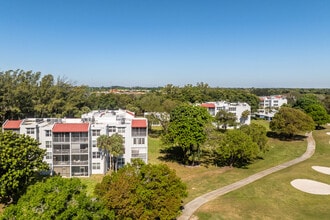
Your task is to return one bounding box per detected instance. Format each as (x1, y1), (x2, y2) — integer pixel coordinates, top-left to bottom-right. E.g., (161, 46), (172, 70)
(291, 179), (330, 195)
(312, 166), (330, 175)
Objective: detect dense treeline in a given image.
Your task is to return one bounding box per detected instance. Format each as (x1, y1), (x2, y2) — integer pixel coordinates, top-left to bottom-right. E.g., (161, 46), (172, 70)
(1, 69), (330, 124)
(0, 70), (260, 122)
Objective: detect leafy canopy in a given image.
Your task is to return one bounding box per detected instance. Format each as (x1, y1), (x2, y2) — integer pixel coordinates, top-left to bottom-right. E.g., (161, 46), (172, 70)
(1, 176), (114, 219)
(163, 104), (212, 165)
(0, 131), (48, 204)
(95, 159), (187, 220)
(215, 129), (260, 167)
(270, 107), (315, 137)
(294, 94), (330, 127)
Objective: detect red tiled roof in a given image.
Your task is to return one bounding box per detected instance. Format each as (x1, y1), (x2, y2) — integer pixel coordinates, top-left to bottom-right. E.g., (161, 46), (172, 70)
(201, 103), (215, 108)
(52, 123), (89, 132)
(132, 119), (147, 128)
(2, 120), (23, 129)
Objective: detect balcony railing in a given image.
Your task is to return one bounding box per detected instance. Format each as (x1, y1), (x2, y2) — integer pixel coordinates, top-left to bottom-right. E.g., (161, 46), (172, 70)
(131, 153), (147, 159)
(53, 149), (70, 154)
(72, 160), (88, 165)
(71, 137), (88, 143)
(72, 172), (88, 176)
(53, 137), (70, 142)
(71, 149), (88, 154)
(53, 161), (70, 165)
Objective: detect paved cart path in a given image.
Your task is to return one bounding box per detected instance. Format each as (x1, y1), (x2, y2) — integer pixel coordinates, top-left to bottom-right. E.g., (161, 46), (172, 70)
(178, 132), (315, 220)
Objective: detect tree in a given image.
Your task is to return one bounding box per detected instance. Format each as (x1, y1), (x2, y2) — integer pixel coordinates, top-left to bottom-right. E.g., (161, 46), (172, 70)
(293, 94), (330, 128)
(240, 123), (268, 153)
(1, 176), (114, 219)
(163, 104), (212, 165)
(240, 110), (250, 124)
(215, 129), (259, 167)
(109, 134), (124, 172)
(95, 160), (187, 220)
(294, 94), (320, 110)
(270, 107), (315, 137)
(97, 135), (113, 172)
(97, 134), (124, 172)
(0, 131), (48, 204)
(214, 109), (237, 130)
(302, 104), (330, 128)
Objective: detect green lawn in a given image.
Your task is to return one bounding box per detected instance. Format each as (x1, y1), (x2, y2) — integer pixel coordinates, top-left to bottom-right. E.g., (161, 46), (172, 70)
(194, 125), (330, 219)
(79, 174), (104, 197)
(148, 121), (308, 203)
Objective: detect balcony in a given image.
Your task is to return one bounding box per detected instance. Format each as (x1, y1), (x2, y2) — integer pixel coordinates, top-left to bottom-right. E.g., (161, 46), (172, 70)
(53, 160), (70, 165)
(53, 149), (70, 154)
(72, 160), (88, 165)
(71, 149), (88, 154)
(71, 137), (88, 143)
(53, 137), (70, 142)
(72, 171), (88, 176)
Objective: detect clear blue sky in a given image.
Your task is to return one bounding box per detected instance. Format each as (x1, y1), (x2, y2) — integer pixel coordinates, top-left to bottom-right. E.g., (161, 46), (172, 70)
(1, 0), (330, 88)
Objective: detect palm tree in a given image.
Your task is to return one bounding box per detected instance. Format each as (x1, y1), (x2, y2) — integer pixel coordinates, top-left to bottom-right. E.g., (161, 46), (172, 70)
(109, 133), (124, 172)
(97, 134), (124, 172)
(240, 110), (250, 124)
(215, 110), (237, 130)
(97, 135), (112, 171)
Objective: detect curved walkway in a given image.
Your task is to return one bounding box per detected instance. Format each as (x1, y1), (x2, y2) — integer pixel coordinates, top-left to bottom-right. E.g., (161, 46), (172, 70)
(178, 132), (315, 220)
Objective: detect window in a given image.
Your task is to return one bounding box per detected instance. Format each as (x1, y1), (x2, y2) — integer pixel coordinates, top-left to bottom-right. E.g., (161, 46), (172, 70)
(46, 152), (52, 159)
(108, 126), (116, 132)
(26, 128), (35, 134)
(92, 163), (100, 170)
(132, 128), (146, 136)
(118, 127), (125, 133)
(45, 130), (52, 137)
(92, 129), (100, 136)
(53, 133), (70, 142)
(92, 140), (97, 148)
(228, 107), (236, 112)
(71, 132), (88, 142)
(46, 141), (52, 148)
(93, 151), (101, 158)
(133, 138), (145, 145)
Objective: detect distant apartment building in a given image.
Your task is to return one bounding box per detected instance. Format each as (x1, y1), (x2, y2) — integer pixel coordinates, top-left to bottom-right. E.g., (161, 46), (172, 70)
(255, 95), (288, 120)
(200, 101), (251, 125)
(259, 95), (287, 109)
(2, 109), (148, 177)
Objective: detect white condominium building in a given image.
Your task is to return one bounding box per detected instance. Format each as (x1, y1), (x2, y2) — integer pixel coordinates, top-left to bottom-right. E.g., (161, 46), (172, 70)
(259, 95), (287, 109)
(201, 101), (251, 125)
(2, 109), (148, 177)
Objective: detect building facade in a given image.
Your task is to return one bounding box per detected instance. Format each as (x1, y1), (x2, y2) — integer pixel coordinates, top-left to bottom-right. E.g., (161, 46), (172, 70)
(201, 101), (251, 125)
(255, 95), (288, 120)
(259, 95), (287, 109)
(2, 109), (148, 177)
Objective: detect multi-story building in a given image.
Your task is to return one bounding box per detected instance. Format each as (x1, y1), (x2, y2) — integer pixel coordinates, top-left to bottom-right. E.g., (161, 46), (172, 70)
(200, 101), (251, 125)
(259, 95), (287, 109)
(2, 109), (148, 177)
(255, 95), (288, 120)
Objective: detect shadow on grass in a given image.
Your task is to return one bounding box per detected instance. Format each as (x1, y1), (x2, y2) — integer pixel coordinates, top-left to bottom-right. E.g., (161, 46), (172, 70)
(267, 131), (307, 141)
(148, 129), (162, 138)
(158, 145), (184, 164)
